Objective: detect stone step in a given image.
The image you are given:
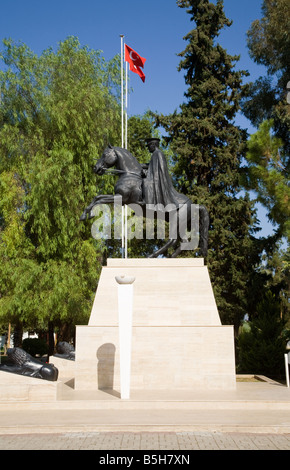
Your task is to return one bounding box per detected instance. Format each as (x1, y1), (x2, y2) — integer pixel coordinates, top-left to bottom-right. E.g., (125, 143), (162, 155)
(1, 378), (290, 411)
(1, 399), (289, 412)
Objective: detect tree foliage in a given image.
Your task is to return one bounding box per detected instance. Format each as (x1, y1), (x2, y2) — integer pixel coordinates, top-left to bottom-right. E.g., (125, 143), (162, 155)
(243, 119), (290, 240)
(241, 0), (290, 334)
(242, 0), (290, 241)
(0, 37), (121, 341)
(237, 291), (288, 377)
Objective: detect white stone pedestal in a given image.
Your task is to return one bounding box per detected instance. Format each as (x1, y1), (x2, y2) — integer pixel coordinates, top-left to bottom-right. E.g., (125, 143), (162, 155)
(75, 258), (236, 392)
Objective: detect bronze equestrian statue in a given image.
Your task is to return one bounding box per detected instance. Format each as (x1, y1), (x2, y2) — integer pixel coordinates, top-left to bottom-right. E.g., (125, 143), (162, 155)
(80, 139), (209, 259)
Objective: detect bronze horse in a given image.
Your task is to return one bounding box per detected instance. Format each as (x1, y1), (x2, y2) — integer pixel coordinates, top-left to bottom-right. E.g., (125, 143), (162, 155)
(80, 145), (209, 258)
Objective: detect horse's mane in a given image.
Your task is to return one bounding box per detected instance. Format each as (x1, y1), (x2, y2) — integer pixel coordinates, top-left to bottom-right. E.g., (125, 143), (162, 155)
(108, 146), (142, 167)
(112, 146), (134, 158)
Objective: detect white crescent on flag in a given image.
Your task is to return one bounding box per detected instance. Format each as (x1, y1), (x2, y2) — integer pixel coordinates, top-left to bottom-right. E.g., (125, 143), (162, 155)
(129, 51), (138, 62)
(124, 44), (146, 82)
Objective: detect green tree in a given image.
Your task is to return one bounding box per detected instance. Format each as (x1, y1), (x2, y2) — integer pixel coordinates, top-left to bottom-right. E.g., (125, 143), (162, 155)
(0, 37), (121, 345)
(154, 0), (259, 330)
(242, 0), (290, 241)
(243, 119), (290, 241)
(237, 291), (288, 378)
(241, 0), (290, 329)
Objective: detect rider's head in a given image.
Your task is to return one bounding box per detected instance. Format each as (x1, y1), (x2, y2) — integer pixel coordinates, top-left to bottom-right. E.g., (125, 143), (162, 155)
(146, 138), (160, 153)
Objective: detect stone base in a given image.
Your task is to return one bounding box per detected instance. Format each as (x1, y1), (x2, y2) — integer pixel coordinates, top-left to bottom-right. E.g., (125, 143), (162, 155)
(88, 258), (221, 327)
(0, 370), (58, 402)
(51, 356), (76, 381)
(75, 325), (236, 391)
(75, 258), (236, 392)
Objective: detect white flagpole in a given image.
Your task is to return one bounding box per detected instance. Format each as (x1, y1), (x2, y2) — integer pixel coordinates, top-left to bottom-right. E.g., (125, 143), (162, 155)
(124, 40), (128, 257)
(120, 35), (124, 148)
(120, 35), (128, 258)
(125, 58), (128, 150)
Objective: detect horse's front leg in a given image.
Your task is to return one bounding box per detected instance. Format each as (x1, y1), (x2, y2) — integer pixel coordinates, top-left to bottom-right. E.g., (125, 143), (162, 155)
(80, 194), (120, 220)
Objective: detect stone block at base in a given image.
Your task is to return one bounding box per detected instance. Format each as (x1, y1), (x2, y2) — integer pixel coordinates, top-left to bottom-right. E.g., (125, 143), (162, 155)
(75, 324), (236, 391)
(50, 356), (75, 380)
(0, 370), (58, 402)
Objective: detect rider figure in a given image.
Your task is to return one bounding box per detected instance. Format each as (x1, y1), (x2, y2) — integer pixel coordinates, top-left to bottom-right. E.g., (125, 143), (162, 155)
(142, 137), (189, 208)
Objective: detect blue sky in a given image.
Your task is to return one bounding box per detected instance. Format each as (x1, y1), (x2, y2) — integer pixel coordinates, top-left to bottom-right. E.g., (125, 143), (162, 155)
(0, 0), (275, 236)
(0, 0), (265, 122)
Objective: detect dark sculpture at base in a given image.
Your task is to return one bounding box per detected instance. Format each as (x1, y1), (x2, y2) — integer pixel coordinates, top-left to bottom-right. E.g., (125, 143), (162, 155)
(80, 139), (209, 259)
(53, 341), (75, 361)
(0, 347), (58, 382)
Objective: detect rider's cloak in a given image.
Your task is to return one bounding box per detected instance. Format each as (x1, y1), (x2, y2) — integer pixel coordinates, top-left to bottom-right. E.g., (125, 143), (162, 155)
(142, 148), (189, 210)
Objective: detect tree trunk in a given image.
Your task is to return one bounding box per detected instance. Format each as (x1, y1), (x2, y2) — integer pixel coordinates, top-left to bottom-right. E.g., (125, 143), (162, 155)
(48, 321), (55, 357)
(13, 322), (23, 348)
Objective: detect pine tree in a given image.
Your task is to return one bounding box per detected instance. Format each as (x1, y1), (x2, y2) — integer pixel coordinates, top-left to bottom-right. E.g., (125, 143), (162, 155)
(155, 0), (260, 329)
(241, 0), (290, 326)
(244, 0), (290, 151)
(242, 0), (290, 241)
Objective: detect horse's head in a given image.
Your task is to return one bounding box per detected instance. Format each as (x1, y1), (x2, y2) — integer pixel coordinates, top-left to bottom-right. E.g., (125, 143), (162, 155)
(93, 144), (117, 175)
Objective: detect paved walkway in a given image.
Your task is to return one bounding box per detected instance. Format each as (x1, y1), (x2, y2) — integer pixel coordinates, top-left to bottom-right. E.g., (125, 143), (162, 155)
(2, 377), (290, 450)
(1, 431), (290, 450)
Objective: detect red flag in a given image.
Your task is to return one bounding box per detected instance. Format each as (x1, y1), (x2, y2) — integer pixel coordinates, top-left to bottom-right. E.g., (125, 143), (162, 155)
(125, 44), (146, 82)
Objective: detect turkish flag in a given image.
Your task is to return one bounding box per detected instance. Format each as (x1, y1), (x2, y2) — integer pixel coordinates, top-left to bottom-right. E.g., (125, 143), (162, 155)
(125, 44), (146, 82)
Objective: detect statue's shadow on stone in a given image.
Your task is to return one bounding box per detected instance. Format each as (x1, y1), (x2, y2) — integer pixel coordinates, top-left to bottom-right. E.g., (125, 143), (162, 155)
(97, 343), (120, 398)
